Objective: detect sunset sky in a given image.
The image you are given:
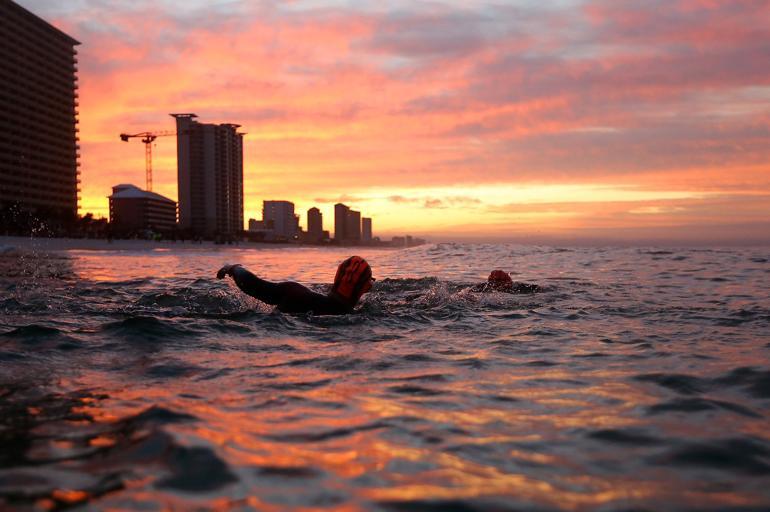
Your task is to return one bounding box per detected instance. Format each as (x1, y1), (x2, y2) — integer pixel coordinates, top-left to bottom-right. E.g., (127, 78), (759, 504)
(21, 0), (770, 242)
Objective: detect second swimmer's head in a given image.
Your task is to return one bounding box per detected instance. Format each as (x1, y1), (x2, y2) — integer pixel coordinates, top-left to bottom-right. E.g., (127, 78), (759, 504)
(332, 256), (374, 304)
(487, 269), (513, 290)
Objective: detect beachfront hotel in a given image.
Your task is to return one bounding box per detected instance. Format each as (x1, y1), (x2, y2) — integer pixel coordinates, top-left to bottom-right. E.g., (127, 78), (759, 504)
(0, 0), (80, 231)
(108, 184), (177, 235)
(171, 113), (244, 238)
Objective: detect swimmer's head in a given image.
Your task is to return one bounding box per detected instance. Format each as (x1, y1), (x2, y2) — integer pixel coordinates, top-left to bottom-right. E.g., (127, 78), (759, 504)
(487, 270), (513, 290)
(332, 256), (374, 304)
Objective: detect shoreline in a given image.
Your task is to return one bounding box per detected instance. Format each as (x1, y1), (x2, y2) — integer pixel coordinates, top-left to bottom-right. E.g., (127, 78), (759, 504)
(0, 236), (405, 253)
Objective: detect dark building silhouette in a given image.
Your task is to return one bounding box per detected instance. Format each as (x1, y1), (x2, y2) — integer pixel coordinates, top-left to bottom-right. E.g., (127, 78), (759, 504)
(346, 209), (361, 242)
(108, 184), (176, 234)
(334, 203), (349, 242)
(263, 200), (298, 240)
(362, 217), (372, 242)
(172, 113), (243, 238)
(0, 0), (80, 231)
(307, 207), (323, 242)
(334, 202), (369, 243)
(248, 218), (274, 232)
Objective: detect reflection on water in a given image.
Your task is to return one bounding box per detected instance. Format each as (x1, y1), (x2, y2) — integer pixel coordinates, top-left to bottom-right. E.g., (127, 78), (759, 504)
(1, 243), (769, 510)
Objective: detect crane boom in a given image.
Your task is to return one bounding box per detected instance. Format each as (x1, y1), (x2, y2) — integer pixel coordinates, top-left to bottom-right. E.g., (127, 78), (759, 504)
(119, 131), (177, 191)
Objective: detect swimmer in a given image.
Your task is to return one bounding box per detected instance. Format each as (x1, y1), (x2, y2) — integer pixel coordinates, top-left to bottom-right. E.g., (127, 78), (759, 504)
(216, 255), (374, 315)
(471, 269), (540, 294)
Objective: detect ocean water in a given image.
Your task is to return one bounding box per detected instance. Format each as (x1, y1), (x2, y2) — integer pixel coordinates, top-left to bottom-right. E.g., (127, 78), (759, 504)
(1, 242), (769, 511)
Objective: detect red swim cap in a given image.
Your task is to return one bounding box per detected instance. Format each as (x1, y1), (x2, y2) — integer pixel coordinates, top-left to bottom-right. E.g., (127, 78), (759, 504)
(488, 270), (513, 287)
(332, 256), (373, 303)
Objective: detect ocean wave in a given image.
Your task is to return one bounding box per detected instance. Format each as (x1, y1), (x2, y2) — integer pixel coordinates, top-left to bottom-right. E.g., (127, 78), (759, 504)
(1, 244), (769, 510)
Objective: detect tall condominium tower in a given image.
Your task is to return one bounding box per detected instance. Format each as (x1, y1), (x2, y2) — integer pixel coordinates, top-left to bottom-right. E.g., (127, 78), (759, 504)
(307, 207), (322, 242)
(263, 200), (298, 240)
(172, 113), (244, 237)
(0, 0), (80, 230)
(362, 217), (372, 242)
(346, 209), (361, 242)
(334, 203), (350, 242)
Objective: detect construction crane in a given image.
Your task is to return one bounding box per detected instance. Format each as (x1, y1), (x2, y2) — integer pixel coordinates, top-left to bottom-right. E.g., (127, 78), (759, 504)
(119, 131), (176, 191)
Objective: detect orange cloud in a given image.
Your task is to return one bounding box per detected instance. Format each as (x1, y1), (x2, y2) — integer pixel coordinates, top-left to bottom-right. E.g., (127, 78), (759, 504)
(21, 0), (768, 242)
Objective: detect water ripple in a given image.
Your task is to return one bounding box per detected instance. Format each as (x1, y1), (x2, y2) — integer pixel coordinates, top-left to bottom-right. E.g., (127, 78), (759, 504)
(1, 243), (769, 510)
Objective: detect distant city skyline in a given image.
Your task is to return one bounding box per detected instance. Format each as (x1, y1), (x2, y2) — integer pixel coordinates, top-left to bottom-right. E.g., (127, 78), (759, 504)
(246, 200), (383, 245)
(16, 0), (770, 244)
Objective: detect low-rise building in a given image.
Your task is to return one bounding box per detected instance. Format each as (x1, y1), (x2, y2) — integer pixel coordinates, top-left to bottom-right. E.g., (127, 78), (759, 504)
(108, 184), (176, 235)
(248, 218), (274, 232)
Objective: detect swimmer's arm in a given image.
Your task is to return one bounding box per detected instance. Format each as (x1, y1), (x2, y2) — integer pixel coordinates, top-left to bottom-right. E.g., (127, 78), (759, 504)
(216, 264), (282, 305)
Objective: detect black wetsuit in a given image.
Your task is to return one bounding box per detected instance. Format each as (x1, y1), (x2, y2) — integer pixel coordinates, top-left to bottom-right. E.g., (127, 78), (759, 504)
(470, 282), (541, 294)
(231, 266), (352, 315)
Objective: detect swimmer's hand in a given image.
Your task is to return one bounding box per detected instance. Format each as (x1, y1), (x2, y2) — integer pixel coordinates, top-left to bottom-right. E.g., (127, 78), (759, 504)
(217, 264), (241, 279)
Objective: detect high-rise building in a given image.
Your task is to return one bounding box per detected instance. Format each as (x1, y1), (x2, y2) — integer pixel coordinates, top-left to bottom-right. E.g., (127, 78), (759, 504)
(263, 200), (298, 240)
(307, 207), (323, 242)
(172, 113), (244, 237)
(346, 210), (361, 242)
(108, 184), (176, 234)
(334, 203), (350, 242)
(362, 217), (372, 242)
(0, 0), (80, 231)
